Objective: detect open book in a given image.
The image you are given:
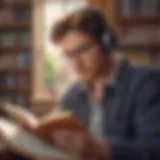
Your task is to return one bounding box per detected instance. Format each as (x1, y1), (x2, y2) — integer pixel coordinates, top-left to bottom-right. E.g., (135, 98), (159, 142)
(0, 104), (85, 159)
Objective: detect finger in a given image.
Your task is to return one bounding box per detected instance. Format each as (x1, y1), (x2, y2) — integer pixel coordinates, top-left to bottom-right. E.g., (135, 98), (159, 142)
(18, 122), (34, 133)
(0, 129), (5, 140)
(53, 131), (85, 155)
(53, 130), (76, 150)
(0, 143), (7, 153)
(53, 129), (72, 141)
(70, 133), (85, 155)
(0, 136), (8, 154)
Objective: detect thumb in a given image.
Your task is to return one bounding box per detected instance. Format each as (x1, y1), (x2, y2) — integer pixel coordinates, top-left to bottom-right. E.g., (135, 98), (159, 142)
(0, 142), (7, 153)
(0, 130), (8, 153)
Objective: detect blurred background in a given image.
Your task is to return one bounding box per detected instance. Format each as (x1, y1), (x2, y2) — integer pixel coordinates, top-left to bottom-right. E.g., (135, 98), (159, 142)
(0, 0), (160, 116)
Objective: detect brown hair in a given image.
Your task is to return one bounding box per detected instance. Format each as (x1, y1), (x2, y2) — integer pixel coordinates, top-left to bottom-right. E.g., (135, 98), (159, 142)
(51, 8), (109, 44)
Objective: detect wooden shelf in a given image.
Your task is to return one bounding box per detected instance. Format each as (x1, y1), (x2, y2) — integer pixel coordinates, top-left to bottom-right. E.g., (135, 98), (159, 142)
(117, 44), (160, 52)
(118, 16), (160, 27)
(116, 0), (160, 27)
(0, 2), (31, 9)
(0, 23), (31, 30)
(0, 68), (31, 73)
(0, 1), (33, 109)
(0, 45), (31, 52)
(0, 87), (31, 93)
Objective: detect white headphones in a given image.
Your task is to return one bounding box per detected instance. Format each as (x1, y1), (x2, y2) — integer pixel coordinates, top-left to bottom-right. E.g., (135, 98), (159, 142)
(102, 30), (112, 47)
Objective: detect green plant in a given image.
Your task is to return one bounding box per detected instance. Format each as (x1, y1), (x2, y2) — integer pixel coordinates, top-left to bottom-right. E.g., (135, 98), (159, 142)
(44, 51), (60, 85)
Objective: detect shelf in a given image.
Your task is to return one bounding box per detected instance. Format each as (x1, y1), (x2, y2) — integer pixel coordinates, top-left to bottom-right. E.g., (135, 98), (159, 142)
(0, 2), (31, 9)
(0, 23), (31, 30)
(116, 0), (160, 27)
(0, 45), (31, 52)
(0, 0), (33, 109)
(0, 68), (31, 73)
(0, 87), (31, 93)
(117, 44), (160, 52)
(118, 16), (160, 27)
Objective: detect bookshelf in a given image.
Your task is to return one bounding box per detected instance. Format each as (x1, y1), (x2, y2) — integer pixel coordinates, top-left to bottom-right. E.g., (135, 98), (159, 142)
(0, 0), (33, 108)
(117, 0), (160, 27)
(116, 0), (160, 66)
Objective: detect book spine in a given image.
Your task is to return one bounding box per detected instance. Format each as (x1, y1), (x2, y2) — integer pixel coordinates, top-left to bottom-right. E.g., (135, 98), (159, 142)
(131, 0), (142, 15)
(18, 9), (31, 22)
(7, 73), (17, 87)
(158, 0), (160, 12)
(0, 73), (7, 89)
(19, 73), (26, 88)
(121, 0), (132, 16)
(22, 51), (31, 68)
(141, 0), (156, 15)
(17, 32), (30, 46)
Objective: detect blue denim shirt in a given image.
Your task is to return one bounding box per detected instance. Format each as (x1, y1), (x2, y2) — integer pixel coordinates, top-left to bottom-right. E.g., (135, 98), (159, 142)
(61, 59), (160, 160)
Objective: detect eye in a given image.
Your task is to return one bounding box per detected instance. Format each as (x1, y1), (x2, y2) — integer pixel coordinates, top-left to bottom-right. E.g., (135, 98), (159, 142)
(77, 43), (93, 54)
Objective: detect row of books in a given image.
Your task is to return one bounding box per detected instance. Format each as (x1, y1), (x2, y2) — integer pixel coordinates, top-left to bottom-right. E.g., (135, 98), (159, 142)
(0, 51), (32, 69)
(0, 32), (31, 47)
(0, 73), (31, 89)
(119, 27), (160, 45)
(0, 8), (31, 24)
(120, 0), (159, 16)
(0, 94), (29, 108)
(0, 0), (30, 4)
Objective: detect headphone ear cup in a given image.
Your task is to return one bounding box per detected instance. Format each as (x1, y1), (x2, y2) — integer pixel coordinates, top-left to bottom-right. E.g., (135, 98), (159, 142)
(101, 31), (112, 50)
(101, 30), (117, 51)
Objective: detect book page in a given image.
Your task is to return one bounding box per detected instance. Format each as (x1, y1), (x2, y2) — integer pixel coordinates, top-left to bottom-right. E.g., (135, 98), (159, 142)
(3, 104), (38, 128)
(35, 110), (86, 141)
(0, 118), (80, 160)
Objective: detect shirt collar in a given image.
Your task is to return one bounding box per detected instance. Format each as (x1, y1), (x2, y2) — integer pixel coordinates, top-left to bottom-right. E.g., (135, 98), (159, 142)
(79, 59), (126, 93)
(106, 60), (120, 88)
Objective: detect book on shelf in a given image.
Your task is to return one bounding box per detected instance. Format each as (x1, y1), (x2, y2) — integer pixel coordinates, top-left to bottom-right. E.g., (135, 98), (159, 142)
(120, 0), (157, 16)
(0, 8), (31, 25)
(0, 104), (84, 159)
(19, 73), (29, 88)
(7, 72), (30, 88)
(0, 55), (13, 69)
(0, 9), (15, 25)
(0, 52), (31, 69)
(120, 0), (132, 16)
(20, 51), (32, 67)
(17, 31), (31, 46)
(141, 0), (156, 15)
(130, 0), (142, 15)
(17, 8), (31, 23)
(158, 0), (160, 12)
(7, 73), (17, 87)
(0, 73), (7, 89)
(0, 32), (16, 47)
(1, 0), (31, 5)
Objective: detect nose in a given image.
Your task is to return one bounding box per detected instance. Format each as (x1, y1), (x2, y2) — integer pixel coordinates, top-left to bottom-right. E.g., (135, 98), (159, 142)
(72, 54), (85, 68)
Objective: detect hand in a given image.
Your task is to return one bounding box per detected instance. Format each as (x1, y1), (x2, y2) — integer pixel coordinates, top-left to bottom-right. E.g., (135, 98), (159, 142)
(0, 129), (8, 154)
(52, 129), (111, 159)
(19, 122), (35, 133)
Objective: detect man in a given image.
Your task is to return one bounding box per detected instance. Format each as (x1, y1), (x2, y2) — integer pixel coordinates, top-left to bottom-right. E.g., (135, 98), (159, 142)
(1, 7), (160, 160)
(50, 7), (160, 160)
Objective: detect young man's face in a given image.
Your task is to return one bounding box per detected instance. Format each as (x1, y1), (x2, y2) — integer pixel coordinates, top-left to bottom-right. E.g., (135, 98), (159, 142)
(59, 31), (107, 82)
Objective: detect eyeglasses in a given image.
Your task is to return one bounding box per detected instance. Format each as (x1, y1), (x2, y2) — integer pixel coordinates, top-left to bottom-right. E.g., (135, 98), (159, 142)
(63, 42), (96, 60)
